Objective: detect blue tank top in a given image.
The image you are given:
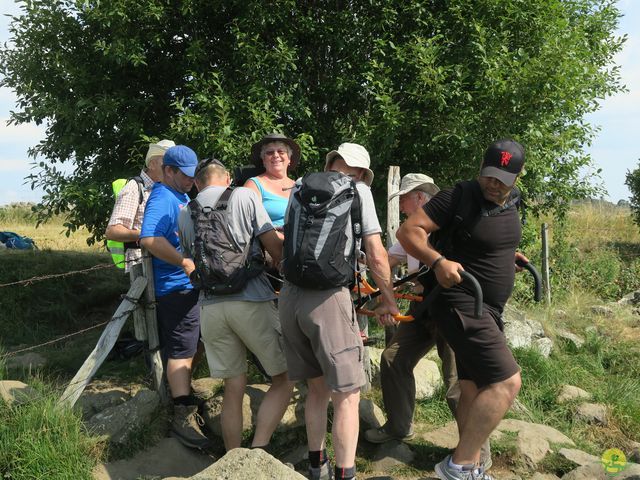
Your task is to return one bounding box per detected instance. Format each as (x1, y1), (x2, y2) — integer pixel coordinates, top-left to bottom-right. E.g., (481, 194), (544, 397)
(248, 177), (289, 227)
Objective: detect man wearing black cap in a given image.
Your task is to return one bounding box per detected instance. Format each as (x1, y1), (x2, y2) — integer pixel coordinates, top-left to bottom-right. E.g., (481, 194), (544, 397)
(397, 139), (526, 480)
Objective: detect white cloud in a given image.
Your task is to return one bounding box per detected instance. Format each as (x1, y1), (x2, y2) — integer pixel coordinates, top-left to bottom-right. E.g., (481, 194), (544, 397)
(0, 117), (45, 144)
(0, 157), (36, 172)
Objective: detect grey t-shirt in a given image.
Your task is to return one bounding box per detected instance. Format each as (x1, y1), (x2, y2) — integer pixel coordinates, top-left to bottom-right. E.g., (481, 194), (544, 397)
(345, 182), (382, 255)
(178, 185), (277, 304)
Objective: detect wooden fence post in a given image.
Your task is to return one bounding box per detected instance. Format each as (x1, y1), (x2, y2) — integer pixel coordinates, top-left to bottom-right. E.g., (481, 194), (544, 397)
(142, 249), (168, 404)
(541, 223), (551, 304)
(129, 263), (148, 341)
(59, 276), (147, 408)
(384, 166), (401, 345)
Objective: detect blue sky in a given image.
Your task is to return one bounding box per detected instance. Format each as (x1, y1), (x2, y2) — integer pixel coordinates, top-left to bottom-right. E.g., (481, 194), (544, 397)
(1, 1), (639, 205)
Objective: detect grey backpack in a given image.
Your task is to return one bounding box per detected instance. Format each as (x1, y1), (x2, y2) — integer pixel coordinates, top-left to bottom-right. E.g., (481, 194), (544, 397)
(283, 171), (362, 289)
(189, 188), (265, 295)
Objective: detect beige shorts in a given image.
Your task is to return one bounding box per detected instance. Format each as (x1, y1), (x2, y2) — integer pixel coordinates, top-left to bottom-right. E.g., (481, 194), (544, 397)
(279, 282), (365, 392)
(200, 300), (288, 378)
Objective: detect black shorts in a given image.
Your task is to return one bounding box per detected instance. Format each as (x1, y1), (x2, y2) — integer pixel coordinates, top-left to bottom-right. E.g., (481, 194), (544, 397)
(432, 301), (519, 388)
(156, 289), (200, 361)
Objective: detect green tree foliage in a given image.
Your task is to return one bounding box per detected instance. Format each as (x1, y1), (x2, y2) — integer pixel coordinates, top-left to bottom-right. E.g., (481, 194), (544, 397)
(626, 163), (640, 226)
(1, 0), (625, 242)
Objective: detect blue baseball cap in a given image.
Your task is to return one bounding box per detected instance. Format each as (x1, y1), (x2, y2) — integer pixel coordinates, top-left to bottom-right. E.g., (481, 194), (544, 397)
(163, 145), (198, 178)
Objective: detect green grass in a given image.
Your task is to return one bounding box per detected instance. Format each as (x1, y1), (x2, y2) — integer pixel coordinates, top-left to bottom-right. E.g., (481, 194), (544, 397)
(0, 382), (104, 480)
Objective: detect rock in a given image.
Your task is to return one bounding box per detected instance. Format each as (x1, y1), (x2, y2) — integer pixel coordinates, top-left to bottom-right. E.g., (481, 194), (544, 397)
(591, 305), (614, 317)
(496, 419), (574, 446)
(5, 352), (47, 370)
(618, 290), (640, 306)
(534, 337), (553, 358)
(203, 391), (252, 437)
(93, 437), (215, 480)
(558, 448), (600, 466)
(186, 447), (305, 479)
(517, 428), (550, 468)
(556, 329), (585, 349)
(503, 304), (549, 350)
(372, 440), (416, 472)
(574, 402), (608, 426)
(76, 388), (131, 420)
(414, 358), (441, 400)
(562, 462), (640, 479)
(418, 421), (459, 449)
(557, 385), (592, 404)
(530, 474), (561, 480)
(368, 347), (384, 383)
(630, 442), (640, 463)
(359, 398), (385, 430)
(510, 398), (533, 418)
(85, 389), (160, 444)
(0, 380), (37, 405)
(192, 377), (223, 402)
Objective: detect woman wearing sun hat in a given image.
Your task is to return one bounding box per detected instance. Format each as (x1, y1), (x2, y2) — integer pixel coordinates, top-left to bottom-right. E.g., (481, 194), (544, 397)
(243, 133), (300, 229)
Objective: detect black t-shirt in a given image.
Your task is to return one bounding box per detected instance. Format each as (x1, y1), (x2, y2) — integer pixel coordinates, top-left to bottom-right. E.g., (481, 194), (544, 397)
(423, 182), (521, 316)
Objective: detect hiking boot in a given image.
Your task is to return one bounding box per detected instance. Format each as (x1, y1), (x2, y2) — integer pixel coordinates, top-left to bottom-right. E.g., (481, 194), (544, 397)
(363, 425), (414, 444)
(434, 455), (495, 480)
(170, 404), (211, 450)
(308, 461), (334, 480)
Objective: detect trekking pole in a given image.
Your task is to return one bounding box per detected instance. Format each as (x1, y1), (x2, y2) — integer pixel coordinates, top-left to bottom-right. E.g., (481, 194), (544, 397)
(516, 258), (543, 302)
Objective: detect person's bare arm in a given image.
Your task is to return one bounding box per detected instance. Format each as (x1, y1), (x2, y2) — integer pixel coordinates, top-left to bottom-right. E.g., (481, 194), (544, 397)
(396, 208), (462, 288)
(362, 233), (400, 325)
(140, 236), (195, 277)
(243, 178), (261, 198)
(258, 229), (283, 267)
(105, 224), (140, 243)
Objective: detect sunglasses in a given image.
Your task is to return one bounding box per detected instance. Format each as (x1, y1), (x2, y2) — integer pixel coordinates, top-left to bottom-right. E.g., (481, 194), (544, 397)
(195, 157), (225, 177)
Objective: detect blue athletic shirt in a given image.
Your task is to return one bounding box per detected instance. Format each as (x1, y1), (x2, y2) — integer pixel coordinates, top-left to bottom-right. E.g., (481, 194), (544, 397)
(248, 177), (289, 227)
(140, 183), (193, 296)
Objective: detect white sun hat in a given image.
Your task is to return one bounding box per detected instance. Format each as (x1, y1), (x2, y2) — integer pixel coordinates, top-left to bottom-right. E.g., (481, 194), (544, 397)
(324, 142), (374, 186)
(388, 173), (440, 201)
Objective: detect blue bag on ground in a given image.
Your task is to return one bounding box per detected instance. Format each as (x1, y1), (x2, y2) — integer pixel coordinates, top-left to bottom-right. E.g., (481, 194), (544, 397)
(0, 231), (37, 250)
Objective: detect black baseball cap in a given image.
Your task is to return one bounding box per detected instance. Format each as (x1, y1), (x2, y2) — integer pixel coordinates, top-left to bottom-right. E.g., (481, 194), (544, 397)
(480, 139), (525, 186)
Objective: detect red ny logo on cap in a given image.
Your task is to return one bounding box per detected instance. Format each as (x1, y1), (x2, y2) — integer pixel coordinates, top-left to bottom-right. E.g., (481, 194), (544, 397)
(500, 151), (512, 166)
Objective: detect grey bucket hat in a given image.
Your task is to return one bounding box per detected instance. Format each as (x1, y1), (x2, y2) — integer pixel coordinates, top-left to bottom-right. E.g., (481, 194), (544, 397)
(388, 173), (440, 201)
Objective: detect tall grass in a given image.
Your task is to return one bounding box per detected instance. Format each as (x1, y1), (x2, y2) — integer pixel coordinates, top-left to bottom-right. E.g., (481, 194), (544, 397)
(0, 384), (103, 479)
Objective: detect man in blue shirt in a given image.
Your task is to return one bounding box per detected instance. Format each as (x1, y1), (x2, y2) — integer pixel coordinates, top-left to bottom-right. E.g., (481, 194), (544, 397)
(140, 145), (209, 450)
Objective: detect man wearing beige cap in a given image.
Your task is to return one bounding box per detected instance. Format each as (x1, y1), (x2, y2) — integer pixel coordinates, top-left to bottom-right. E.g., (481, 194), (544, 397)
(106, 139), (174, 271)
(280, 142), (399, 480)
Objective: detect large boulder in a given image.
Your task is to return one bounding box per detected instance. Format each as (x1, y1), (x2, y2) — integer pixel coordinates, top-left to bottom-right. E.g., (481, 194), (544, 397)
(76, 388), (131, 420)
(184, 448), (305, 479)
(574, 402), (608, 426)
(85, 389), (160, 444)
(562, 462), (640, 479)
(503, 304), (551, 354)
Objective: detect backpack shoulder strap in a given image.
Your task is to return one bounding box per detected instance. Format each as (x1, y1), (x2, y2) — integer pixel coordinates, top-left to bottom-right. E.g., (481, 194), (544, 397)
(432, 180), (481, 253)
(350, 182), (362, 240)
(128, 175), (145, 204)
(216, 187), (234, 210)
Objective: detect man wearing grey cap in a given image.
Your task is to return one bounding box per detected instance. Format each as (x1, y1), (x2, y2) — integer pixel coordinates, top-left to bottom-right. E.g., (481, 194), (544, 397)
(397, 139), (527, 480)
(106, 139), (174, 271)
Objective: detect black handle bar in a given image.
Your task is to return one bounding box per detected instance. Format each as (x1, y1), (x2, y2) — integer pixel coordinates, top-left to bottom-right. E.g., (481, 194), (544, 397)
(516, 259), (543, 302)
(423, 270), (483, 319)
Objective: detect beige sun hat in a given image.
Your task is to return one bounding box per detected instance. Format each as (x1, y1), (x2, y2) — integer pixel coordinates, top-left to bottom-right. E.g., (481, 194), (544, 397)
(145, 139), (176, 166)
(324, 142), (374, 186)
(388, 173), (440, 202)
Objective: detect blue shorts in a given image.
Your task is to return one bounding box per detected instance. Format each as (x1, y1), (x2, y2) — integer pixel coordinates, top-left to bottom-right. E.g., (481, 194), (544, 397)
(156, 289), (200, 361)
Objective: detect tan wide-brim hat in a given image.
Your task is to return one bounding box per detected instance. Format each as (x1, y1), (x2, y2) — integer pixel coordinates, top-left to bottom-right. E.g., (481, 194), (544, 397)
(251, 133), (301, 171)
(388, 173), (440, 201)
(324, 142), (374, 186)
(145, 139), (175, 166)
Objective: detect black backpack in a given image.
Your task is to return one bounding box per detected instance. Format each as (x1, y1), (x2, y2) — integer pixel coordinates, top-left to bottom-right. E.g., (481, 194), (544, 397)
(283, 171), (362, 289)
(429, 179), (523, 256)
(189, 188), (266, 295)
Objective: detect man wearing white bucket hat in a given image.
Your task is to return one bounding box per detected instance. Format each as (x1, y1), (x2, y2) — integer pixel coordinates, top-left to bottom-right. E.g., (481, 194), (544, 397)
(106, 139), (175, 271)
(280, 142), (398, 480)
